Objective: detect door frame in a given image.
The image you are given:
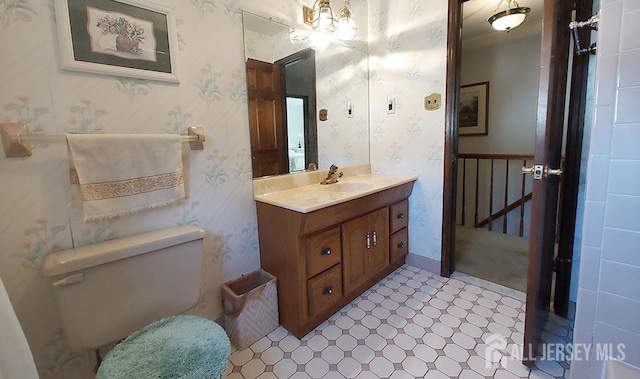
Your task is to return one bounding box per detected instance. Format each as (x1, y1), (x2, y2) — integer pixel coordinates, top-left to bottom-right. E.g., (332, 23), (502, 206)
(553, 0), (594, 317)
(441, 0), (463, 278)
(441, 0), (592, 358)
(440, 0), (593, 284)
(276, 48), (318, 172)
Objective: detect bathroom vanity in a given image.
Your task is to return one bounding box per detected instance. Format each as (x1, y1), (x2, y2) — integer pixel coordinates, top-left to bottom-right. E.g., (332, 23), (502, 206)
(254, 169), (417, 338)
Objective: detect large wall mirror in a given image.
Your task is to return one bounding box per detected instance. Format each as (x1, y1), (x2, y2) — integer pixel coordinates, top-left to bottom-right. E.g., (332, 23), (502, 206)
(242, 12), (370, 178)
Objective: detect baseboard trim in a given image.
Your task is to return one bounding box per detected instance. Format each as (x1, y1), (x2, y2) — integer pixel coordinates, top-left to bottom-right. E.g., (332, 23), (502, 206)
(406, 253), (440, 275)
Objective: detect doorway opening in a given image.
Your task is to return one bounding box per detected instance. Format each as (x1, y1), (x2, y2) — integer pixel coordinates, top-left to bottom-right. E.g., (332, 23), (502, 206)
(442, 0), (596, 367)
(453, 0), (542, 294)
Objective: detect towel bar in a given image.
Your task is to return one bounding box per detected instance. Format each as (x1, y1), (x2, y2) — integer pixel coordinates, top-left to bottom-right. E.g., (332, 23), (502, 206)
(0, 123), (206, 158)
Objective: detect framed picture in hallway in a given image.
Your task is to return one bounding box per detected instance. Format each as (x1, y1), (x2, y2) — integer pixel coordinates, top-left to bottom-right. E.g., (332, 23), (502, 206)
(54, 0), (180, 83)
(459, 81), (489, 136)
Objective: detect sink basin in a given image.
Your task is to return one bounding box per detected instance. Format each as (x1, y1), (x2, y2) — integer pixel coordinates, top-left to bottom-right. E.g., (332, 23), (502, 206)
(326, 182), (372, 192)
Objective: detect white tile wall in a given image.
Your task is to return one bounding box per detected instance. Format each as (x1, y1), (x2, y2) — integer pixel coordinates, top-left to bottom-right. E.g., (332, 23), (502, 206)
(618, 50), (640, 87)
(610, 124), (640, 159)
(595, 292), (640, 334)
(581, 201), (606, 247)
(585, 155), (610, 201)
(620, 10), (640, 50)
(608, 160), (640, 195)
(577, 246), (602, 292)
(598, 260), (640, 301)
(602, 228), (640, 266)
(572, 0), (640, 375)
(593, 322), (640, 362)
(589, 106), (614, 154)
(615, 87), (640, 123)
(604, 195), (640, 231)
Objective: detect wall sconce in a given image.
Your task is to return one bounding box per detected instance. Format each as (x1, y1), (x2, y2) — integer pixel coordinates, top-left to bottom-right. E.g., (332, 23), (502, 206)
(292, 0), (357, 51)
(487, 0), (531, 32)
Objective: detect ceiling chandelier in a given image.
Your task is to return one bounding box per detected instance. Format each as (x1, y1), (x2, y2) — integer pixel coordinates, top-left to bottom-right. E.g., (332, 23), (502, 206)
(487, 0), (531, 32)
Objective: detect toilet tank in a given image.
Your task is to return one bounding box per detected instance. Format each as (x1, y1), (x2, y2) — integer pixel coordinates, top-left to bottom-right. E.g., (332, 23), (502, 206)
(42, 225), (206, 353)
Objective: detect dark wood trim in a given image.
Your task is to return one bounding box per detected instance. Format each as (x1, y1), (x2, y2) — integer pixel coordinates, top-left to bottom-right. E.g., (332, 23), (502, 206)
(458, 153), (535, 160)
(554, 0), (594, 317)
(476, 193), (533, 228)
(277, 58), (291, 173)
(503, 160), (510, 234)
(523, 0), (573, 365)
(441, 0), (463, 278)
(275, 48), (318, 171)
(489, 159), (494, 230)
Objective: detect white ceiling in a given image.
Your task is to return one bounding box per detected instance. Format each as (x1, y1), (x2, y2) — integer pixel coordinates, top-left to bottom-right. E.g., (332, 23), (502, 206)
(462, 0), (544, 40)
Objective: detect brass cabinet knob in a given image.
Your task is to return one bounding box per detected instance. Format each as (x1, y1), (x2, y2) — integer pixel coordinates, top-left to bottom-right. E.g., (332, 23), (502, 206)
(397, 213), (405, 219)
(323, 286), (334, 295)
(397, 242), (405, 249)
(321, 248), (332, 256)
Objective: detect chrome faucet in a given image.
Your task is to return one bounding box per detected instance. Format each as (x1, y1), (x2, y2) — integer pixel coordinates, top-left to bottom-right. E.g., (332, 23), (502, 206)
(320, 164), (343, 185)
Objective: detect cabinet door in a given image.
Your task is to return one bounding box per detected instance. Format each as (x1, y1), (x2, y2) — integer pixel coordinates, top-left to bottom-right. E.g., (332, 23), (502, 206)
(342, 214), (369, 293)
(367, 207), (389, 275)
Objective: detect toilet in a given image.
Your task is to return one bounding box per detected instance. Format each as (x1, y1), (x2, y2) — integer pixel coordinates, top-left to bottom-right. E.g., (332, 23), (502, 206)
(41, 225), (230, 378)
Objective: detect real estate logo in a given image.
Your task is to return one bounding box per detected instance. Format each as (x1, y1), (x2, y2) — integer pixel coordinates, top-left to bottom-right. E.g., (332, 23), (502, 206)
(483, 332), (627, 369)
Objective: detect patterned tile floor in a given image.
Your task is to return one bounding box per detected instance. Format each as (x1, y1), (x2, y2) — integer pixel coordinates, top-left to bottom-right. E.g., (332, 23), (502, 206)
(225, 265), (573, 379)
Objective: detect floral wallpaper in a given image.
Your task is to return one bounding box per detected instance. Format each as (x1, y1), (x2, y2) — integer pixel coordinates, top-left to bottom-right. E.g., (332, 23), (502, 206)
(368, 0), (448, 261)
(0, 0), (285, 377)
(0, 0), (448, 377)
(315, 45), (370, 168)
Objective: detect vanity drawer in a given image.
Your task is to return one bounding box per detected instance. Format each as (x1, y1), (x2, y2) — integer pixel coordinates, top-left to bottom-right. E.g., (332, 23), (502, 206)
(306, 227), (342, 278)
(390, 200), (408, 234)
(390, 228), (408, 263)
(308, 264), (343, 318)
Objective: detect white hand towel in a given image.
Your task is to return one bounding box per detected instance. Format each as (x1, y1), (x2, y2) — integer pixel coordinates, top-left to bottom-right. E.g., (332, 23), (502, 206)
(67, 134), (185, 221)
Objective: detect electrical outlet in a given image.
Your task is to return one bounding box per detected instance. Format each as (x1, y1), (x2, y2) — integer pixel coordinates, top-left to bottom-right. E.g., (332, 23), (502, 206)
(425, 93), (441, 111)
(387, 97), (396, 114)
(347, 103), (354, 118)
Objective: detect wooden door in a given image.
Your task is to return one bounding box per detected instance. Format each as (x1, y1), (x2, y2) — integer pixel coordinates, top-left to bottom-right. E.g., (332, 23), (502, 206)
(342, 214), (369, 293)
(522, 0), (573, 364)
(367, 208), (389, 275)
(246, 59), (285, 178)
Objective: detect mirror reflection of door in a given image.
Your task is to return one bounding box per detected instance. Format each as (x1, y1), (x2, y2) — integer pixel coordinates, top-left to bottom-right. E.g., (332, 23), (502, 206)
(278, 48), (318, 174)
(246, 59), (284, 178)
(246, 48), (317, 178)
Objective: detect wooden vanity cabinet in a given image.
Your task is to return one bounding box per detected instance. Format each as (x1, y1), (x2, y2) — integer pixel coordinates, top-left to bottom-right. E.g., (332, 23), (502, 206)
(256, 182), (414, 338)
(343, 208), (389, 293)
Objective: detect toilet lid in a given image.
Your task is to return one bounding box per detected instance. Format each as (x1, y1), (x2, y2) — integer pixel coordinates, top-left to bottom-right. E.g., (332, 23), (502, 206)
(96, 315), (230, 379)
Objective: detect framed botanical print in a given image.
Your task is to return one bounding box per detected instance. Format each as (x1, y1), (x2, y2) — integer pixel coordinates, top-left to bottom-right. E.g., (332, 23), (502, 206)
(54, 0), (180, 83)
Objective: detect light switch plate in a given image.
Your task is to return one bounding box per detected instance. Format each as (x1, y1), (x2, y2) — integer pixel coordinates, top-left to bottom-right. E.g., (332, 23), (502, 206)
(347, 103), (354, 118)
(387, 98), (396, 114)
(425, 93), (441, 111)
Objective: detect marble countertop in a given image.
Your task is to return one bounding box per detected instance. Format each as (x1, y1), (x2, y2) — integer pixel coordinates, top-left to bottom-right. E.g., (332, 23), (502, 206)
(254, 173), (418, 213)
